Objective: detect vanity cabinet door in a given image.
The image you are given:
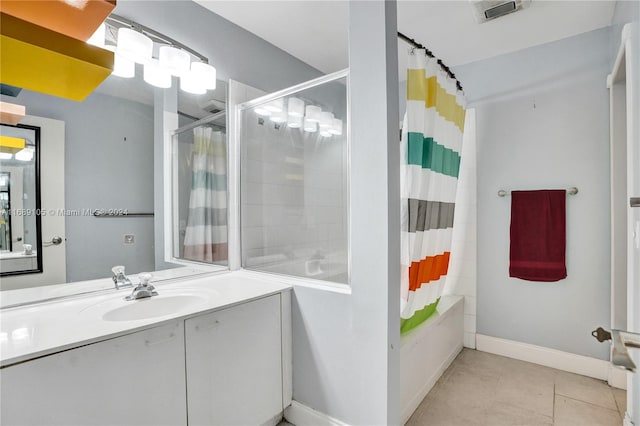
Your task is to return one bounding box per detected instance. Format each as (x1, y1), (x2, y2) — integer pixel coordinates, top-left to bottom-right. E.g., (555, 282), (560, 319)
(0, 321), (187, 426)
(185, 294), (283, 425)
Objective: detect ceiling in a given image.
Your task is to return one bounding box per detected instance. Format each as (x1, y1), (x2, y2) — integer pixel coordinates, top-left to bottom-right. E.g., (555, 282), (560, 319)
(197, 0), (617, 74)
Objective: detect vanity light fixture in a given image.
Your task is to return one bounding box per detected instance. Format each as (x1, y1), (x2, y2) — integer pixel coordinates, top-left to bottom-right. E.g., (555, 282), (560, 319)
(116, 27), (153, 64)
(329, 118), (343, 135)
(270, 110), (288, 124)
(180, 70), (207, 95)
(318, 111), (334, 129)
(143, 58), (171, 89)
(287, 97), (304, 117)
(105, 15), (218, 95)
(191, 62), (217, 90)
(287, 115), (303, 128)
(159, 45), (190, 76)
(303, 118), (318, 133)
(305, 105), (321, 122)
(86, 22), (106, 47)
(104, 45), (134, 78)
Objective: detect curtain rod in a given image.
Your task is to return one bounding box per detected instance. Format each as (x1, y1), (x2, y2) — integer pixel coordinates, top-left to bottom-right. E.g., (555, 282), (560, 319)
(397, 31), (463, 93)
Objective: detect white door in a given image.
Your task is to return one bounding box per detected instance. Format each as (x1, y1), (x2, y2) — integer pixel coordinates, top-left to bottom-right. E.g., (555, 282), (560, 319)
(1, 115), (66, 289)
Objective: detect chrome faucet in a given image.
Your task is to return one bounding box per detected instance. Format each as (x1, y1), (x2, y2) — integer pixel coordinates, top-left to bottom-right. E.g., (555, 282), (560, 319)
(112, 265), (132, 289)
(125, 273), (158, 301)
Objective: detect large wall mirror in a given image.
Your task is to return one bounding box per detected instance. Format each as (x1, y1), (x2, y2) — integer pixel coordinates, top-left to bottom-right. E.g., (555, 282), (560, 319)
(0, 124), (42, 276)
(0, 54), (228, 295)
(0, 0), (329, 303)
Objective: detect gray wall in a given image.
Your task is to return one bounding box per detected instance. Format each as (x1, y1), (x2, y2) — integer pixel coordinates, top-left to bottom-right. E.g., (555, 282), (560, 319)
(291, 2), (402, 423)
(1, 89), (156, 282)
(455, 27), (612, 360)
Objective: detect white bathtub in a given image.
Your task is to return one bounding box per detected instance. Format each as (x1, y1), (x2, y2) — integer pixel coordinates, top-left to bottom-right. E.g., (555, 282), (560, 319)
(400, 295), (464, 424)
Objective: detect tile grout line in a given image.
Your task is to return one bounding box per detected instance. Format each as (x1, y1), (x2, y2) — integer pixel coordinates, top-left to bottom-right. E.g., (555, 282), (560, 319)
(552, 383), (556, 424)
(555, 393), (622, 414)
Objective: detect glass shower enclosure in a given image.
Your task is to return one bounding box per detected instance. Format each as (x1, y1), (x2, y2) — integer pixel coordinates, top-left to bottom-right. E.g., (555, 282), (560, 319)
(238, 70), (349, 285)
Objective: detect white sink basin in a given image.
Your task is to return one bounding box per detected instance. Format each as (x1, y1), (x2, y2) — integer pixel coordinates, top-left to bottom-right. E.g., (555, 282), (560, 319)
(81, 289), (214, 322)
(102, 295), (207, 321)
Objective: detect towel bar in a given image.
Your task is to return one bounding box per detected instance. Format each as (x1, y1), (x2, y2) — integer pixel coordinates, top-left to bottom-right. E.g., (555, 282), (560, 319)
(497, 187), (578, 197)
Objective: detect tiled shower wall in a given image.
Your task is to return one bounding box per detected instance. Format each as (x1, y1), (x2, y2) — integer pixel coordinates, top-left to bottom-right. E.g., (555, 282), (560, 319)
(444, 109), (477, 349)
(241, 112), (348, 282)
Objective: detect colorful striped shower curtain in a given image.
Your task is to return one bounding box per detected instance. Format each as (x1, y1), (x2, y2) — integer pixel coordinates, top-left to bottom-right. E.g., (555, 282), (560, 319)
(183, 126), (228, 263)
(400, 50), (466, 334)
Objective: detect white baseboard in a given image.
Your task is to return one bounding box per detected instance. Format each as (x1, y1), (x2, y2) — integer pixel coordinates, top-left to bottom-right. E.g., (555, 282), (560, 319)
(623, 412), (634, 426)
(607, 364), (628, 390)
(284, 401), (350, 426)
(476, 334), (627, 390)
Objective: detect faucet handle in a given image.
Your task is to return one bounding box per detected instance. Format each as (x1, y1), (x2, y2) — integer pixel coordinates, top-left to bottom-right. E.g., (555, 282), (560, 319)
(138, 272), (153, 286)
(112, 265), (125, 276)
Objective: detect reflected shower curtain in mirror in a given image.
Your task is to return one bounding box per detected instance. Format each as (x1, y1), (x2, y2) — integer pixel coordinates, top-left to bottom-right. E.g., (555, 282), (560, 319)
(183, 127), (227, 263)
(400, 49), (465, 334)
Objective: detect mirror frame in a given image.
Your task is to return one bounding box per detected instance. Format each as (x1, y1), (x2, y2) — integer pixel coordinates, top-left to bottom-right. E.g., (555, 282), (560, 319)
(0, 123), (43, 277)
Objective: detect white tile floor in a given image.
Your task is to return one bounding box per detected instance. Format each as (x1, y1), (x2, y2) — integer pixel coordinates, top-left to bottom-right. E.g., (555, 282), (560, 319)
(406, 349), (626, 426)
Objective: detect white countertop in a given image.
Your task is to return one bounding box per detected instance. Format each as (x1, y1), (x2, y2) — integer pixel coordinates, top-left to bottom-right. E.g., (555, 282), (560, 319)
(0, 270), (291, 367)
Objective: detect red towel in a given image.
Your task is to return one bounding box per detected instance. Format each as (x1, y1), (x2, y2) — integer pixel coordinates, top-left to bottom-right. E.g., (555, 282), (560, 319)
(509, 190), (567, 282)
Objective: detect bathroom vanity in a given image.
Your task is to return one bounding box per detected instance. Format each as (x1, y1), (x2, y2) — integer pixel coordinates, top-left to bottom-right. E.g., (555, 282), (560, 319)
(0, 272), (292, 426)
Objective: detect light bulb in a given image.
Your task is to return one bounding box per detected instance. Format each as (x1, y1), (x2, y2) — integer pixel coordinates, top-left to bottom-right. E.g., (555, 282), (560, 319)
(159, 46), (191, 76)
(191, 62), (217, 90)
(287, 115), (303, 128)
(87, 23), (106, 47)
(329, 118), (343, 135)
(320, 130), (332, 137)
(287, 97), (305, 117)
(305, 105), (321, 122)
(105, 45), (135, 78)
(180, 71), (207, 94)
(319, 112), (335, 129)
(303, 118), (317, 132)
(143, 59), (172, 88)
(0, 152), (12, 160)
(116, 27), (153, 64)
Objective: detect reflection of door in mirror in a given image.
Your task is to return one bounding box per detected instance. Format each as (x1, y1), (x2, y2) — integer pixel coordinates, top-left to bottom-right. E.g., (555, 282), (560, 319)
(0, 172), (12, 252)
(0, 123), (42, 277)
(0, 116), (66, 289)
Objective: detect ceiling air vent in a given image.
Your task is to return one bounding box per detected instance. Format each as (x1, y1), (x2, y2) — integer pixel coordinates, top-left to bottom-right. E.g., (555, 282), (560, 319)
(469, 0), (531, 23)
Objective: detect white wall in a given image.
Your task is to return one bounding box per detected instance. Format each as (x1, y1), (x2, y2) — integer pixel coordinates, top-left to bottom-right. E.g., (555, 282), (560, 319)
(455, 27), (612, 360)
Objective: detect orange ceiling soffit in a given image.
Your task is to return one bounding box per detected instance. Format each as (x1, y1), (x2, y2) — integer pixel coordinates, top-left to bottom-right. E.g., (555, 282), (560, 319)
(0, 0), (116, 42)
(0, 13), (114, 102)
(0, 136), (26, 154)
(0, 101), (26, 125)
